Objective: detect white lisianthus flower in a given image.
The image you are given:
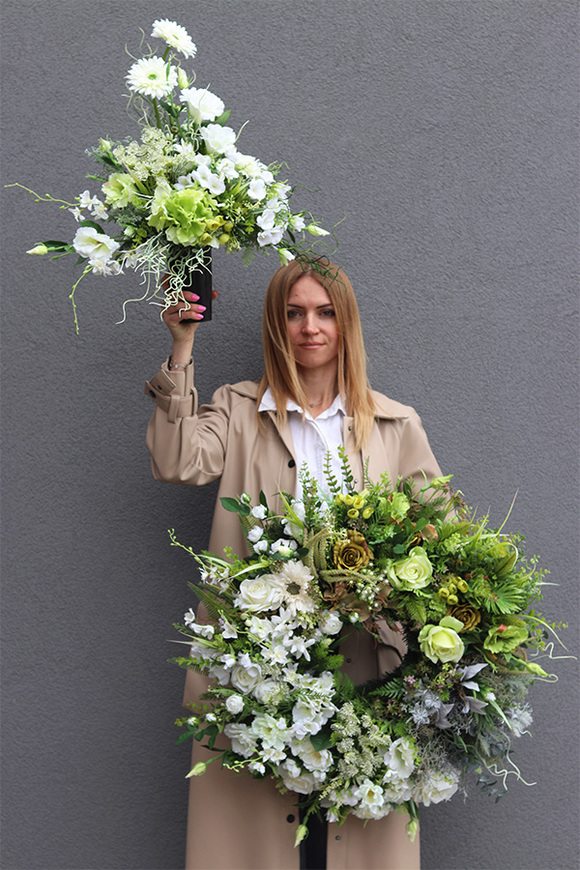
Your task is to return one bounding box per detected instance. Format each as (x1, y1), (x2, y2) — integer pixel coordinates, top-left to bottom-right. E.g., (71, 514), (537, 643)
(234, 574), (285, 613)
(414, 767), (460, 806)
(253, 540), (269, 554)
(232, 152), (261, 176)
(353, 779), (385, 809)
(278, 249), (295, 266)
(201, 124), (237, 154)
(73, 226), (120, 266)
(192, 164), (226, 195)
(248, 178), (267, 201)
(230, 662), (262, 693)
(180, 87), (225, 123)
(292, 739), (332, 775)
(250, 713), (289, 750)
(151, 19), (197, 58)
(290, 214), (306, 231)
(251, 505), (268, 520)
(216, 157), (238, 180)
(383, 737), (415, 778)
(225, 693), (245, 714)
(258, 226), (285, 247)
(278, 762), (317, 795)
(91, 261), (123, 276)
(382, 778), (414, 803)
(256, 209), (277, 231)
(126, 57), (178, 98)
(224, 723), (257, 758)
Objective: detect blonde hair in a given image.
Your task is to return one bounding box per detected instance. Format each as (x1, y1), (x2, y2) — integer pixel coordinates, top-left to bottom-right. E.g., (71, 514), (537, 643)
(258, 257), (376, 450)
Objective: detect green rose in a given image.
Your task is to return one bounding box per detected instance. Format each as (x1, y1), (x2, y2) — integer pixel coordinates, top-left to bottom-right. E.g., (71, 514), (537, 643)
(484, 620), (528, 654)
(102, 172), (140, 209)
(418, 616), (465, 663)
(148, 180), (218, 245)
(386, 546), (433, 591)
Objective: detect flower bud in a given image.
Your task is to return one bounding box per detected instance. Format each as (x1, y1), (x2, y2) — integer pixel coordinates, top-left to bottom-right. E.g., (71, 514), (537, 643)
(26, 244), (48, 256)
(306, 223), (330, 236)
(457, 579), (469, 593)
(186, 762), (207, 778)
(177, 67), (190, 89)
(447, 594), (459, 605)
(218, 233), (230, 245)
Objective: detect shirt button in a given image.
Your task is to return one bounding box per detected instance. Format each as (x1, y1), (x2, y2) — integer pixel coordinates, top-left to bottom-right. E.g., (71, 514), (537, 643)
(346, 658), (352, 663)
(286, 814), (295, 823)
(288, 459), (296, 468)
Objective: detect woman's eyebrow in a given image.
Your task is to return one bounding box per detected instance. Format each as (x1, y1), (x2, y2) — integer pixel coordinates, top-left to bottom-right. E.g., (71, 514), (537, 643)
(287, 303), (335, 310)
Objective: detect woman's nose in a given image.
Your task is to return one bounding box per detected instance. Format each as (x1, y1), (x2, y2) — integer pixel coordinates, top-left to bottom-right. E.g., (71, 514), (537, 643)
(302, 314), (318, 333)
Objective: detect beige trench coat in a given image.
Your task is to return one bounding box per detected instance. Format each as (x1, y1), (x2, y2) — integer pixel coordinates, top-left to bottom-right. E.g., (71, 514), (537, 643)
(146, 360), (442, 870)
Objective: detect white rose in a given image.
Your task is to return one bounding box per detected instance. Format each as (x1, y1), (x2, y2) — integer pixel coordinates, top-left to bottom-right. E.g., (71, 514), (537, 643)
(180, 87), (224, 123)
(234, 574), (285, 612)
(251, 505), (268, 519)
(225, 693), (245, 714)
(319, 611), (343, 635)
(201, 124), (237, 154)
(247, 526), (264, 543)
(230, 662), (262, 693)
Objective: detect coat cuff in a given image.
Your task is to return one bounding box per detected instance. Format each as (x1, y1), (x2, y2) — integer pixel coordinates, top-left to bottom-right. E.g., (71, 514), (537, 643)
(144, 358), (197, 422)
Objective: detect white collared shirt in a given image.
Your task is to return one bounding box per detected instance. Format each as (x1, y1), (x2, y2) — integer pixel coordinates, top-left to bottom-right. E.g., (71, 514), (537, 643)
(258, 387), (346, 497)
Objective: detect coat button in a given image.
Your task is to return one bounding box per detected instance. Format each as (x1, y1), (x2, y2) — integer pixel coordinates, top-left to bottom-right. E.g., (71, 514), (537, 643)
(346, 658), (352, 663)
(286, 814), (295, 823)
(335, 835), (341, 840)
(288, 459), (296, 468)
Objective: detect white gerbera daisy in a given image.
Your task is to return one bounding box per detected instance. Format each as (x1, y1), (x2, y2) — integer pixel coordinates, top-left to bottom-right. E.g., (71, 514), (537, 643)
(126, 57), (177, 98)
(151, 19), (197, 58)
(278, 561), (317, 613)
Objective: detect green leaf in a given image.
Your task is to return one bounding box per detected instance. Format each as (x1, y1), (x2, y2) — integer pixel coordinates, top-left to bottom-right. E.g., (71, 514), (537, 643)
(79, 219), (105, 232)
(310, 730), (332, 751)
(220, 497), (250, 515)
(214, 109), (231, 126)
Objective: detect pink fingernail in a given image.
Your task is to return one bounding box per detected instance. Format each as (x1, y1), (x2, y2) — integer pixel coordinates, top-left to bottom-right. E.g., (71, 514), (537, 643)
(190, 293), (200, 301)
(197, 305), (206, 311)
(195, 312), (204, 319)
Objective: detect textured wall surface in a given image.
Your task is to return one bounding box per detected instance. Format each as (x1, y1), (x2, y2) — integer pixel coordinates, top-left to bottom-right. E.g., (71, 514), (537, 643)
(1, 2), (578, 869)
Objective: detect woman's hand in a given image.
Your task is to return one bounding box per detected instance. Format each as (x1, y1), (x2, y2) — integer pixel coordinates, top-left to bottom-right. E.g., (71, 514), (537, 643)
(162, 287), (219, 364)
(162, 290), (208, 343)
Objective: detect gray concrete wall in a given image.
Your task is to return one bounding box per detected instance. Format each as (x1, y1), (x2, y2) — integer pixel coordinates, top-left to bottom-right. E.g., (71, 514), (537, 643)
(1, 2), (578, 868)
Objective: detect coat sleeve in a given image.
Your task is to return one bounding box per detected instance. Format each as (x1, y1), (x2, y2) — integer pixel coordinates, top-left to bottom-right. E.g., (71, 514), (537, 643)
(397, 409), (442, 487)
(145, 359), (232, 486)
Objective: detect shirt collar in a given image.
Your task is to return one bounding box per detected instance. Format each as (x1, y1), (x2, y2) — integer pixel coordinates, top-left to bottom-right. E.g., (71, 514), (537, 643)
(259, 386), (345, 419)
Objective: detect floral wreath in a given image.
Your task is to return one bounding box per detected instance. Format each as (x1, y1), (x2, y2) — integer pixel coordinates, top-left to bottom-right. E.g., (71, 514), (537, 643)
(171, 455), (564, 844)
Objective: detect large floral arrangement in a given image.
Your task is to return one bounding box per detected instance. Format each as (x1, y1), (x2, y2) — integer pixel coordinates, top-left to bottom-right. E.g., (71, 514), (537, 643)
(12, 19), (329, 331)
(170, 458), (563, 844)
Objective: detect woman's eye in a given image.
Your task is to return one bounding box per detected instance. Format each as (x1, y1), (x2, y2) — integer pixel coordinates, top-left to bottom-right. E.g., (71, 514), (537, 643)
(320, 309), (335, 317)
(287, 309), (301, 319)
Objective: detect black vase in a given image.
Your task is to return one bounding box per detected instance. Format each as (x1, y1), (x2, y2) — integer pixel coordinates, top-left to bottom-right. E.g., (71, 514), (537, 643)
(171, 249), (212, 322)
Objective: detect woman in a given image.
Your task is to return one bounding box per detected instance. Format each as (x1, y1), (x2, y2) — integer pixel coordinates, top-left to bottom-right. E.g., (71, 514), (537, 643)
(145, 258), (442, 870)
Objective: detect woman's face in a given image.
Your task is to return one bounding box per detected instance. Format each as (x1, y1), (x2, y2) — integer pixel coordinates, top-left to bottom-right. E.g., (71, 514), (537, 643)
(286, 274), (339, 373)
